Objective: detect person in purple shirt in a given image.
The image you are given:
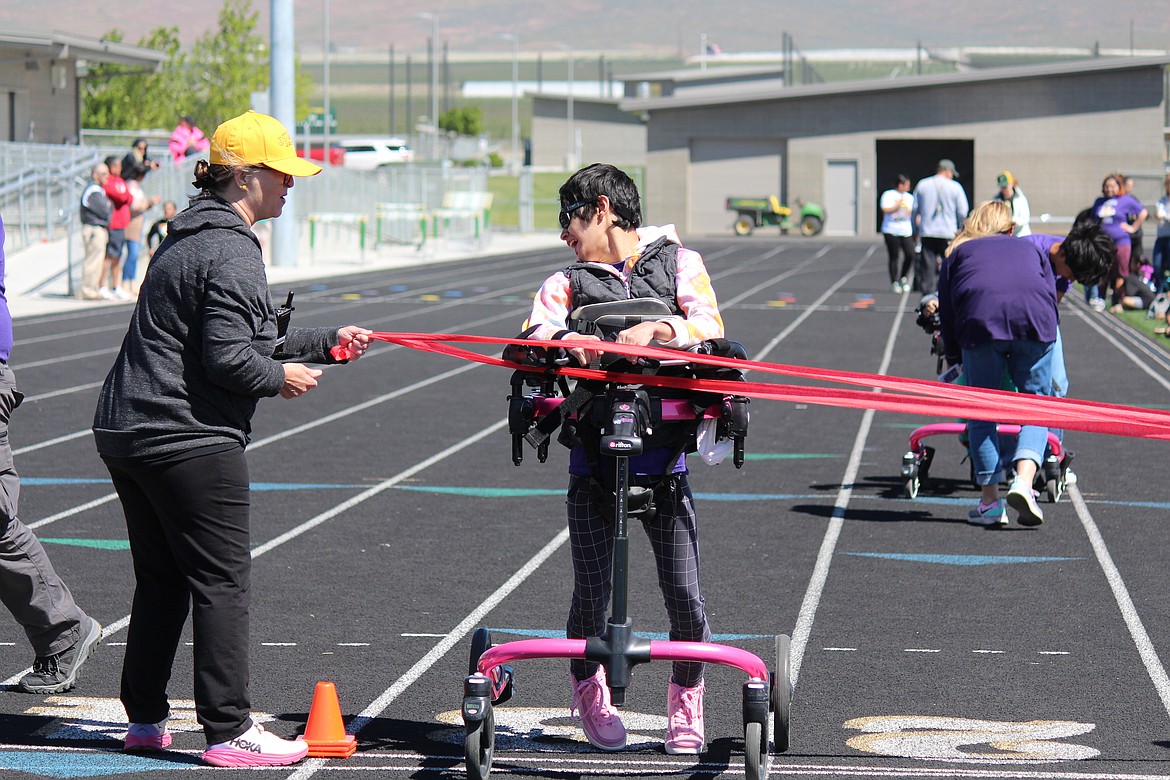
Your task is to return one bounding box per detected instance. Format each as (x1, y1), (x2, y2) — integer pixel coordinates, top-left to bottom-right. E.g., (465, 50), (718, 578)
(1088, 174), (1147, 308)
(938, 233), (1058, 528)
(1023, 217), (1115, 454)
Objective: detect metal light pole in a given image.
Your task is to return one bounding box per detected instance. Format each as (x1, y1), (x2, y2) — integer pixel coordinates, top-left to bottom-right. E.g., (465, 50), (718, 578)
(416, 12), (439, 159)
(322, 0), (331, 167)
(269, 0), (296, 267)
(498, 33), (519, 173)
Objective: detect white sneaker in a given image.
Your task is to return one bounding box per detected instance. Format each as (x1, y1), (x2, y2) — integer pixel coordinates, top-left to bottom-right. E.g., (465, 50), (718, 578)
(202, 722), (309, 767)
(1089, 297), (1106, 312)
(114, 288), (131, 300)
(1006, 480), (1044, 526)
(1064, 468), (1077, 485)
(967, 499), (1008, 527)
(98, 287), (115, 300)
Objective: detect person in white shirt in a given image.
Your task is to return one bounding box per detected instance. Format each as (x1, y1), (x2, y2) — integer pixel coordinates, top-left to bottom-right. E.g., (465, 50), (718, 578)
(993, 170), (1031, 237)
(880, 174), (916, 293)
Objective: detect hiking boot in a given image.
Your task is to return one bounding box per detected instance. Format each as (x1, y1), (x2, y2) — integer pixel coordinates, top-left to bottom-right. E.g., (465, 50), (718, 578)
(19, 617), (102, 694)
(666, 679), (705, 755)
(124, 717), (172, 752)
(570, 666), (627, 751)
(966, 499), (1007, 527)
(1007, 480), (1044, 526)
(202, 722), (309, 767)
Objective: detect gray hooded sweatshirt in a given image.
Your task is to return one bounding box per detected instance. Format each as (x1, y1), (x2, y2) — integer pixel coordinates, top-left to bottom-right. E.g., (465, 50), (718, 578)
(93, 194), (340, 459)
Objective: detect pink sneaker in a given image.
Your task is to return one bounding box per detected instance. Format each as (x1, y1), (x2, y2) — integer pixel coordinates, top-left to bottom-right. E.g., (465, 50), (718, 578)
(201, 722), (309, 767)
(665, 679), (705, 755)
(570, 666), (627, 751)
(124, 718), (172, 752)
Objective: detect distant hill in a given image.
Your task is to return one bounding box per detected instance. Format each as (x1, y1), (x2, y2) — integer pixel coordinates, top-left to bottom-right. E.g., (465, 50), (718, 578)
(3, 0), (1168, 58)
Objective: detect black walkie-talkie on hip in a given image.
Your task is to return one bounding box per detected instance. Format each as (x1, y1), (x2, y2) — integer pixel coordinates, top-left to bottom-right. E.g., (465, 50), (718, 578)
(275, 292), (294, 351)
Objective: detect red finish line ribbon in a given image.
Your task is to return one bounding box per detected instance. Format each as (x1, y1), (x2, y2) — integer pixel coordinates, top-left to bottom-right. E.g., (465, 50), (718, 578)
(356, 332), (1170, 441)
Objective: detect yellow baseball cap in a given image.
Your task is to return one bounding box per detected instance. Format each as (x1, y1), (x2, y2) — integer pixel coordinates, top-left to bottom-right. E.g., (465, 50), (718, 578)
(210, 110), (322, 177)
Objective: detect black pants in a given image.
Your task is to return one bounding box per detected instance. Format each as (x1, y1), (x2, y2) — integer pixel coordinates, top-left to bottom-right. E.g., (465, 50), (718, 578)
(883, 233), (915, 284)
(916, 237), (949, 295)
(104, 445), (253, 745)
(566, 472), (710, 688)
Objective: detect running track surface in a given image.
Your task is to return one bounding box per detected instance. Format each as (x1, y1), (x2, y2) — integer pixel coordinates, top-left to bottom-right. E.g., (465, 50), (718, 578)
(3, 236), (1170, 780)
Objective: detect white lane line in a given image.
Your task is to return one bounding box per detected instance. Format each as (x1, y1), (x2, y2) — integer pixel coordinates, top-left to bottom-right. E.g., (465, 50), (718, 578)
(904, 648), (942, 654)
(12, 428), (93, 456)
(22, 362), (481, 532)
(285, 526), (571, 780)
(1069, 483), (1170, 721)
(785, 245), (893, 688)
(749, 246), (875, 365)
(1068, 306), (1170, 392)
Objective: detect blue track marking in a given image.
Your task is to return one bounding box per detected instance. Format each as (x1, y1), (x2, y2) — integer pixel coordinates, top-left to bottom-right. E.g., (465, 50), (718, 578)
(38, 538), (129, 551)
(0, 750), (190, 778)
(400, 486), (564, 497)
(23, 478), (1170, 510)
(843, 552), (1081, 566)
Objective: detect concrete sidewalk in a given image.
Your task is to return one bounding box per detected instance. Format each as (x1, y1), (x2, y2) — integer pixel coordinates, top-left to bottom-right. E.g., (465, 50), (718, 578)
(4, 226), (563, 320)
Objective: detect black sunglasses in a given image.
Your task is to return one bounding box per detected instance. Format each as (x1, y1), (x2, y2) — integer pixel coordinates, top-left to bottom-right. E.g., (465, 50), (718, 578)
(559, 200), (592, 230)
(255, 166), (294, 188)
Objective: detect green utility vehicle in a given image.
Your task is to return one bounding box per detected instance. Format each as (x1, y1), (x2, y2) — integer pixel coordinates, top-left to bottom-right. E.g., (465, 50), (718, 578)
(725, 196), (825, 237)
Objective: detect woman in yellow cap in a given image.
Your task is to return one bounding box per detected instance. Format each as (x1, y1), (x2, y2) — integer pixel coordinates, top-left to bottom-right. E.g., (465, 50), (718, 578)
(93, 111), (372, 767)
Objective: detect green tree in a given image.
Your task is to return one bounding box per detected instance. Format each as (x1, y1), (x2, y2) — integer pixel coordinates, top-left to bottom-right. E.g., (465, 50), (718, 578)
(184, 0), (268, 129)
(439, 106), (483, 137)
(82, 0), (314, 131)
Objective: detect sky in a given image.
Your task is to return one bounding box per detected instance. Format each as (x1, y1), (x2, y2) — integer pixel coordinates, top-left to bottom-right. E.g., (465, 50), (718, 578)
(3, 0), (1168, 58)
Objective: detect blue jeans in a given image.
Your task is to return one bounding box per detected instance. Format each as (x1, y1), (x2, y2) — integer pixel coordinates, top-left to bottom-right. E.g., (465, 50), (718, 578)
(1153, 236), (1170, 293)
(961, 339), (1054, 486)
(1047, 328), (1067, 446)
(122, 239), (141, 283)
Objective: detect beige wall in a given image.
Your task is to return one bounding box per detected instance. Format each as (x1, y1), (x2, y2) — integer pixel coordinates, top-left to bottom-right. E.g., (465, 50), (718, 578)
(0, 58), (78, 144)
(642, 65), (1167, 236)
(532, 96), (646, 170)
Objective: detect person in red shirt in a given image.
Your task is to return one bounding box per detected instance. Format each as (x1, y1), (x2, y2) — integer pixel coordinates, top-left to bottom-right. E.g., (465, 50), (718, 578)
(101, 156), (134, 300)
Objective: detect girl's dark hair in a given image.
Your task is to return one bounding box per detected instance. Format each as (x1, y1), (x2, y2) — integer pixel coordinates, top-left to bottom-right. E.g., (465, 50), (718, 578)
(1062, 219), (1115, 286)
(192, 159), (239, 194)
(896, 174), (911, 187)
(558, 163), (641, 229)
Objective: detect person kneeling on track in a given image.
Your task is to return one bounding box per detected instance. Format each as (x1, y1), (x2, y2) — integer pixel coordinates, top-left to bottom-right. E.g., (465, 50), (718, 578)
(938, 230), (1058, 528)
(523, 163), (724, 755)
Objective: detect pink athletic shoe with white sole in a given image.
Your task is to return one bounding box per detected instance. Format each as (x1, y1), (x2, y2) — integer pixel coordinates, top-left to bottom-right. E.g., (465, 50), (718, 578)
(665, 679), (706, 755)
(570, 666), (627, 751)
(201, 722), (309, 767)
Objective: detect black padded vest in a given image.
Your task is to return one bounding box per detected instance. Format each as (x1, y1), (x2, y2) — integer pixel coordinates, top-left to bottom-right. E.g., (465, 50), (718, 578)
(565, 237), (681, 314)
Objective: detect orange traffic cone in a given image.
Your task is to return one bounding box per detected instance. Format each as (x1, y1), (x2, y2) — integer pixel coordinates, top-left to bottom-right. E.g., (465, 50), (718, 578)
(297, 681), (357, 758)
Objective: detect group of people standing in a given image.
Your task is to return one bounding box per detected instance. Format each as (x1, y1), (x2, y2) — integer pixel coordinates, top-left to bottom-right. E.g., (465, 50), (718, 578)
(77, 114), (210, 302)
(78, 142), (171, 301)
(880, 160), (1032, 296)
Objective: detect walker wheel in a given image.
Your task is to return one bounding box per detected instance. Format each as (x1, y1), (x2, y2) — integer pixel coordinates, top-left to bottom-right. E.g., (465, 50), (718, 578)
(1045, 478), (1062, 504)
(903, 475), (919, 499)
(772, 635), (791, 753)
(463, 703), (495, 780)
(744, 720), (769, 780)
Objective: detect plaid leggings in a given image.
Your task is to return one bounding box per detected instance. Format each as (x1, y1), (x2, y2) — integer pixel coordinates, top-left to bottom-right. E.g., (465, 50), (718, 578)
(566, 472), (710, 687)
